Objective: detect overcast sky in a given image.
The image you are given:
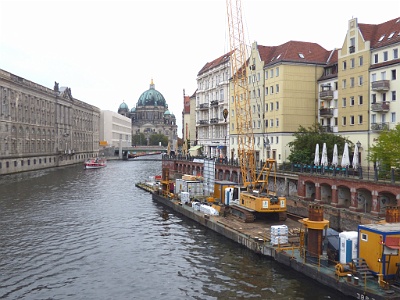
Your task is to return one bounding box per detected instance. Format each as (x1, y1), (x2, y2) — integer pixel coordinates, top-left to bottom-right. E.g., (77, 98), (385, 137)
(1, 0), (399, 136)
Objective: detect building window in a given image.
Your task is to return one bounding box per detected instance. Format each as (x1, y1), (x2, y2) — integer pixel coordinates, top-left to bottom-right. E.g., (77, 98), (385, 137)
(350, 115), (354, 125)
(342, 79), (346, 89)
(358, 76), (363, 86)
(392, 69), (397, 80)
(276, 101), (279, 110)
(265, 70), (268, 79)
(350, 97), (355, 106)
(372, 94), (376, 103)
(270, 119), (273, 127)
(270, 86), (274, 94)
(359, 56), (363, 66)
(276, 67), (279, 77)
(276, 118), (279, 127)
(374, 54), (378, 63)
(257, 88), (260, 98)
(270, 102), (274, 111)
(276, 136), (279, 144)
(342, 60), (347, 70)
(372, 73), (376, 82)
(394, 48), (399, 59)
(270, 69), (274, 78)
(265, 103), (268, 112)
(265, 119), (268, 127)
(334, 117), (338, 126)
(342, 116), (346, 126)
(358, 115), (363, 124)
(276, 84), (279, 93)
(392, 91), (396, 101)
(358, 95), (363, 105)
(383, 51), (388, 62)
(391, 112), (396, 123)
(381, 71), (386, 80)
(265, 87), (268, 95)
(257, 73), (260, 82)
(350, 77), (355, 87)
(342, 98), (346, 107)
(350, 58), (355, 68)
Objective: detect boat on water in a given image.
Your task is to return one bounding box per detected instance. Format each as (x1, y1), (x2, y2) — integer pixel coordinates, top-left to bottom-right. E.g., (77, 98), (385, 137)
(84, 157), (107, 169)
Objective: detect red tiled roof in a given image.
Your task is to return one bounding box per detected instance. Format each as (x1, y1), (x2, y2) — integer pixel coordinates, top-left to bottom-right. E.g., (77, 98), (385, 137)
(258, 41), (331, 66)
(359, 17), (400, 49)
(197, 50), (234, 76)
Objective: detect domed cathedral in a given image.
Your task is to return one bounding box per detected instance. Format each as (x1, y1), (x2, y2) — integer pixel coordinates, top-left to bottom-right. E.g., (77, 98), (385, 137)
(118, 79), (177, 145)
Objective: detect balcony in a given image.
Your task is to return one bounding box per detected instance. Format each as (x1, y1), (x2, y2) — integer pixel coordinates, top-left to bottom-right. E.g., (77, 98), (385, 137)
(210, 118), (218, 124)
(319, 90), (334, 100)
(371, 122), (389, 131)
(371, 102), (390, 112)
(371, 80), (390, 92)
(319, 108), (334, 117)
(198, 119), (209, 125)
(198, 103), (209, 110)
(210, 100), (219, 106)
(321, 126), (333, 133)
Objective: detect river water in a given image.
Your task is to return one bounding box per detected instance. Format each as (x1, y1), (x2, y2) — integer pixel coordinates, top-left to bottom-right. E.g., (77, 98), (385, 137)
(0, 158), (350, 300)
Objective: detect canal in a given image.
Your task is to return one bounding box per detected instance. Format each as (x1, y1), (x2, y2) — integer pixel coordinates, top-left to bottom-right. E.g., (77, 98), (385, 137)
(0, 158), (351, 299)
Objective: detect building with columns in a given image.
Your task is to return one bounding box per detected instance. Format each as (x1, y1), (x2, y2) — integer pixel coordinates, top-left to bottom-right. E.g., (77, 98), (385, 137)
(118, 80), (177, 146)
(0, 68), (100, 175)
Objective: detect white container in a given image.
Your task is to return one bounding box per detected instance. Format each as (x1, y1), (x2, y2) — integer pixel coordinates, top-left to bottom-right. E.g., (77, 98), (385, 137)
(271, 225), (288, 236)
(271, 236), (288, 245)
(181, 192), (190, 204)
(339, 231), (358, 264)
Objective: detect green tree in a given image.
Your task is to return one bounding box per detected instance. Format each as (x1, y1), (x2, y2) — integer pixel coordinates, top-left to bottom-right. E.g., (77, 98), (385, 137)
(149, 134), (168, 146)
(132, 133), (146, 146)
(287, 123), (351, 164)
(368, 123), (400, 169)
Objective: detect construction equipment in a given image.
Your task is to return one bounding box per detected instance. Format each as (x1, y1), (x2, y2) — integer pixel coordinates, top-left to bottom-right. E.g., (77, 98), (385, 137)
(225, 0), (286, 222)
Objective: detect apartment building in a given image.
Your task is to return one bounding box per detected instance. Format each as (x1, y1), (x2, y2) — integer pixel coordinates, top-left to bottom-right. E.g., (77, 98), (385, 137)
(195, 52), (231, 158)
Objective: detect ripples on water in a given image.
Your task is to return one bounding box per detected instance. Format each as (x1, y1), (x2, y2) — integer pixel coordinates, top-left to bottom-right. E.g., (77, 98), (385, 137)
(0, 158), (349, 299)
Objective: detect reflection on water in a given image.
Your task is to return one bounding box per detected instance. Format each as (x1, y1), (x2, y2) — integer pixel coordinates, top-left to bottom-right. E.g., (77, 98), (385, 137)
(0, 159), (349, 299)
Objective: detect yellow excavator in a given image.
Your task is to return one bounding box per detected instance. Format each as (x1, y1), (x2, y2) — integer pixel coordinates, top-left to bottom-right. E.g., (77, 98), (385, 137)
(224, 0), (287, 222)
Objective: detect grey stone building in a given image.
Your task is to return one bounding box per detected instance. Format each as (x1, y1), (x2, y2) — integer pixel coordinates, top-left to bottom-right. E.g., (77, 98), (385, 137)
(118, 79), (177, 145)
(0, 69), (100, 175)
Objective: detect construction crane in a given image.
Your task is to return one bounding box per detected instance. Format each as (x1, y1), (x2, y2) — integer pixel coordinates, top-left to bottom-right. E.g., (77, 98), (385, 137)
(225, 0), (287, 221)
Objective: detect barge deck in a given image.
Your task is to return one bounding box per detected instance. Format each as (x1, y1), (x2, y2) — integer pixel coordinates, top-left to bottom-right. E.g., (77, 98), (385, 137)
(136, 182), (400, 300)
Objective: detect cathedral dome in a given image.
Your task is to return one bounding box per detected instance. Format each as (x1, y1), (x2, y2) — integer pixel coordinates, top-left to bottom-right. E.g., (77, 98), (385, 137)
(118, 102), (129, 111)
(137, 79), (166, 107)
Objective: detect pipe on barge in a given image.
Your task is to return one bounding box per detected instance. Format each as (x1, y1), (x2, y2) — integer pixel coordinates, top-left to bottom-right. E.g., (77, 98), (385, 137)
(136, 182), (400, 300)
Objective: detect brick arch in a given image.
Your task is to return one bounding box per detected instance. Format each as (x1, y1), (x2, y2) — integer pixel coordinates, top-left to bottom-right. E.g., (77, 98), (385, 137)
(377, 191), (397, 214)
(337, 184), (351, 208)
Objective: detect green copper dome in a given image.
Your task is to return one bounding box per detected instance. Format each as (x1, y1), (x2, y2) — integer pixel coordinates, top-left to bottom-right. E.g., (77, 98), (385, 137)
(119, 101), (129, 111)
(137, 79), (166, 107)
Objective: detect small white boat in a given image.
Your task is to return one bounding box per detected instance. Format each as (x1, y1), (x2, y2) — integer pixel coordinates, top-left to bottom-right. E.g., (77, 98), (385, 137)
(84, 158), (107, 169)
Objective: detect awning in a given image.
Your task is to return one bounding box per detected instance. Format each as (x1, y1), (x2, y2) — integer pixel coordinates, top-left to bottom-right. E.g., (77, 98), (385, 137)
(386, 237), (400, 249)
(189, 145), (202, 151)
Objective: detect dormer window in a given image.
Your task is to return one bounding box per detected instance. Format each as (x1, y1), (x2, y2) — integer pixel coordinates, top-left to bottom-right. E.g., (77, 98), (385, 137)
(378, 35), (385, 42)
(299, 53), (304, 58)
(388, 32), (395, 39)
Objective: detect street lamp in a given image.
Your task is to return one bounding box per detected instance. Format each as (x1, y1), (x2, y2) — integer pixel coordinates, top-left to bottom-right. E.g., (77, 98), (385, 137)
(356, 141), (361, 149)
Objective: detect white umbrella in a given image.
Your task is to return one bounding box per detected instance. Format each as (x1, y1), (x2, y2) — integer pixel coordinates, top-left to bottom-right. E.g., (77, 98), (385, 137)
(341, 142), (350, 167)
(352, 143), (359, 169)
(314, 144), (320, 166)
(332, 144), (338, 167)
(320, 143), (328, 166)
